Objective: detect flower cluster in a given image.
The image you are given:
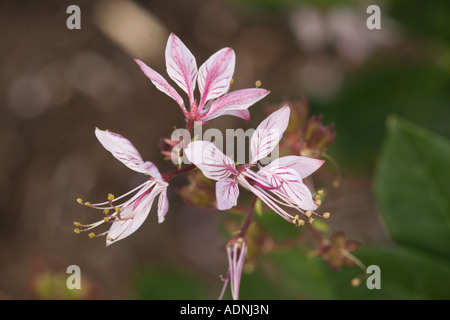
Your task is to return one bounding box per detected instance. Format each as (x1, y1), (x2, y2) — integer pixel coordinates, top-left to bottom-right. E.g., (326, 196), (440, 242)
(76, 33), (335, 300)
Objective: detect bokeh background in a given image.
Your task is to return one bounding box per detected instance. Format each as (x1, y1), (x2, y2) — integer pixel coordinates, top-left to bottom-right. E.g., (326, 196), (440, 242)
(1, 0), (449, 299)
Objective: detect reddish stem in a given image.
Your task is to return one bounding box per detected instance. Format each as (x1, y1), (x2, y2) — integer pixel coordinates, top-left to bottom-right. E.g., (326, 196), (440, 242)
(161, 164), (196, 182)
(238, 195), (257, 238)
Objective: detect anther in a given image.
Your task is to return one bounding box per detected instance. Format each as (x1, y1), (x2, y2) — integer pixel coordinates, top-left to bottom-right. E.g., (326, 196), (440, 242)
(317, 190), (324, 195)
(305, 211), (312, 218)
(88, 232), (95, 239)
(103, 209), (110, 215)
(322, 212), (331, 219)
(77, 198), (83, 204)
(315, 199), (322, 206)
(74, 228), (81, 234)
(255, 80), (262, 88)
(84, 202), (91, 206)
(351, 277), (361, 287)
(108, 193), (115, 201)
(230, 78), (234, 85)
(308, 217), (315, 224)
(293, 215), (305, 227)
(104, 217), (110, 222)
(73, 221), (81, 227)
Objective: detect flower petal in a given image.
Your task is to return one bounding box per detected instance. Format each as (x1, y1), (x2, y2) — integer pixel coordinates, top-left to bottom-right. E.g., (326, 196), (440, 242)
(141, 161), (163, 180)
(216, 178), (239, 210)
(198, 47), (235, 109)
(157, 187), (169, 223)
(264, 155), (324, 179)
(134, 59), (185, 112)
(95, 128), (148, 174)
(250, 106), (290, 164)
(203, 88), (269, 121)
(106, 191), (156, 246)
(165, 33), (197, 105)
(184, 141), (238, 180)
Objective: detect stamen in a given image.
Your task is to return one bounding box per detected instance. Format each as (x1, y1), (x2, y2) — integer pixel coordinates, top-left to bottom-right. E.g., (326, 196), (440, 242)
(77, 198), (84, 204)
(292, 215), (305, 226)
(255, 80), (262, 88)
(322, 212), (331, 219)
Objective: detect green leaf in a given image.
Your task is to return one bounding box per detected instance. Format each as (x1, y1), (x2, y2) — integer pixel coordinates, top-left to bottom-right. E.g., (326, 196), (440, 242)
(375, 116), (450, 259)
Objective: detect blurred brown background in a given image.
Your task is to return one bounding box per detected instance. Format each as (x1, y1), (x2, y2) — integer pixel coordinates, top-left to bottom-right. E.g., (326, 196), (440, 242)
(0, 0), (417, 299)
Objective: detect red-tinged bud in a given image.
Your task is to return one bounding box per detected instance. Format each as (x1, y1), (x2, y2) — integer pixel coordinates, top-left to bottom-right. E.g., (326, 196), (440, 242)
(317, 231), (362, 271)
(301, 115), (336, 157)
(177, 170), (216, 208)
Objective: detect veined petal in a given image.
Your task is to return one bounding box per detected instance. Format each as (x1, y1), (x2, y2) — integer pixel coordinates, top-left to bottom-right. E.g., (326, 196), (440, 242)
(141, 161), (163, 180)
(264, 156), (324, 179)
(216, 178), (239, 210)
(250, 106), (290, 164)
(198, 47), (235, 109)
(165, 33), (197, 105)
(259, 165), (317, 210)
(95, 128), (148, 174)
(106, 190), (156, 246)
(157, 187), (169, 223)
(203, 88), (269, 121)
(184, 141), (238, 180)
(278, 179), (318, 211)
(134, 59), (185, 111)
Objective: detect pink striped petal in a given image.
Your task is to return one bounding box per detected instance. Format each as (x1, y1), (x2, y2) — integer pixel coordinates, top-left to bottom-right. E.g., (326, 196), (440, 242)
(157, 187), (169, 223)
(95, 128), (149, 174)
(279, 179), (318, 211)
(250, 106), (290, 164)
(264, 156), (324, 179)
(198, 48), (235, 109)
(203, 88), (269, 121)
(134, 59), (185, 112)
(216, 178), (240, 210)
(165, 33), (197, 105)
(142, 161), (163, 180)
(184, 141), (238, 181)
(106, 190), (156, 246)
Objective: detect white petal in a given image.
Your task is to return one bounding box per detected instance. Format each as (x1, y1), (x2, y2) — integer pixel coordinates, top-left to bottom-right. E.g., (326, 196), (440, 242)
(184, 141), (238, 181)
(95, 128), (147, 174)
(216, 178), (239, 210)
(165, 33), (197, 105)
(250, 106), (290, 164)
(264, 156), (324, 179)
(197, 47), (235, 109)
(157, 187), (169, 223)
(134, 59), (185, 111)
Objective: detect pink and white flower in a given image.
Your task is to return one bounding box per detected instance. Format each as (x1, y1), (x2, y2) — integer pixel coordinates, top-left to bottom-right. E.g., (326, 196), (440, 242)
(218, 237), (248, 300)
(75, 129), (168, 246)
(184, 106), (325, 225)
(134, 33), (269, 123)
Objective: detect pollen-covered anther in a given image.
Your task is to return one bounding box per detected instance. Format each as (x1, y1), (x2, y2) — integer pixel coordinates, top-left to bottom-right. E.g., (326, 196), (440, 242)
(104, 217), (110, 222)
(317, 190), (324, 196)
(88, 232), (96, 239)
(308, 217), (315, 224)
(322, 212), (331, 219)
(103, 209), (110, 215)
(255, 80), (262, 88)
(293, 215), (305, 227)
(74, 228), (81, 234)
(351, 277), (361, 287)
(84, 202), (91, 207)
(107, 193), (115, 201)
(230, 78), (234, 86)
(73, 221), (81, 227)
(305, 210), (312, 218)
(314, 199), (322, 207)
(76, 198), (83, 205)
